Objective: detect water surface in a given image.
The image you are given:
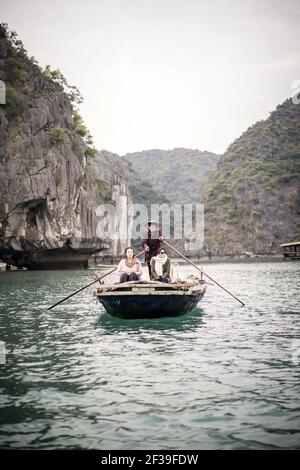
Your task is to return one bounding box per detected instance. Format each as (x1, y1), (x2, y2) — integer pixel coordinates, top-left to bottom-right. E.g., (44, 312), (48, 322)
(0, 259), (299, 449)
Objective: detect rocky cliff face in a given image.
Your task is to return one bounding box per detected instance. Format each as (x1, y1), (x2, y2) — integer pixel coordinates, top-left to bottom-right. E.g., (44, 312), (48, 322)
(89, 150), (171, 253)
(201, 98), (300, 255)
(90, 149), (170, 207)
(88, 151), (134, 257)
(0, 25), (130, 268)
(92, 149), (219, 254)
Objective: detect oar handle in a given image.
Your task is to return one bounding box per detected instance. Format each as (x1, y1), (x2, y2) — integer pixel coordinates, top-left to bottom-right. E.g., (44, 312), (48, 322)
(163, 240), (245, 306)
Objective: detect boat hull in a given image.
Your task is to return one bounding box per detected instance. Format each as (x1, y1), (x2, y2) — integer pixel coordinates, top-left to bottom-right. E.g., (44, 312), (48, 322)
(98, 292), (204, 319)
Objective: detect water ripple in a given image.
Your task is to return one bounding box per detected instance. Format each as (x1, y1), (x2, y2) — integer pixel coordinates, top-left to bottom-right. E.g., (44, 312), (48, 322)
(0, 260), (300, 449)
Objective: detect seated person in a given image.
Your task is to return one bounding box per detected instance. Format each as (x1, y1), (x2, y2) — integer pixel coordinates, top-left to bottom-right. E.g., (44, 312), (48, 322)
(151, 248), (171, 283)
(117, 247), (142, 283)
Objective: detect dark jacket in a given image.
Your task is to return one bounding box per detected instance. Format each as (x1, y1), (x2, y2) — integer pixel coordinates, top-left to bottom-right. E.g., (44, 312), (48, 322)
(142, 229), (161, 262)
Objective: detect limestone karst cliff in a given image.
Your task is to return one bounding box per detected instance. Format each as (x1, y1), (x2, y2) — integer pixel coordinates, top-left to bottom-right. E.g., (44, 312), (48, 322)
(201, 98), (300, 255)
(0, 25), (131, 268)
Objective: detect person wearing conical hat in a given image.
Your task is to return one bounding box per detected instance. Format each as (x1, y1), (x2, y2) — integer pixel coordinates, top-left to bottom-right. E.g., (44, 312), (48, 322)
(142, 220), (165, 279)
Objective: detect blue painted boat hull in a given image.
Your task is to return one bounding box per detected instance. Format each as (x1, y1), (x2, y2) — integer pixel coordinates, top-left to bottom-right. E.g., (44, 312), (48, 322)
(98, 292), (204, 319)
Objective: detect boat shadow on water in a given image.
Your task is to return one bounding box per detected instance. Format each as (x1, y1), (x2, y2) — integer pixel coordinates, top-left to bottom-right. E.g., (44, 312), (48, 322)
(95, 307), (205, 333)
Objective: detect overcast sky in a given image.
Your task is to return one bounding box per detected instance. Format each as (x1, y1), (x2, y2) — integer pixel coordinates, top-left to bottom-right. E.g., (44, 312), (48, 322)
(2, 0), (300, 155)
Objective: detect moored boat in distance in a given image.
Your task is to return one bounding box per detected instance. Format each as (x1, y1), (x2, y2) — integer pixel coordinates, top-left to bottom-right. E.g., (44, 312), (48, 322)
(280, 241), (300, 260)
(94, 279), (207, 319)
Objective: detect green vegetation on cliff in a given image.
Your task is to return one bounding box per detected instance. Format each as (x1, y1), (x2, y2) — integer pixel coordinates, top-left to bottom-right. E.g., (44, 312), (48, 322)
(0, 24), (118, 267)
(201, 99), (300, 254)
(124, 148), (219, 204)
(88, 150), (169, 207)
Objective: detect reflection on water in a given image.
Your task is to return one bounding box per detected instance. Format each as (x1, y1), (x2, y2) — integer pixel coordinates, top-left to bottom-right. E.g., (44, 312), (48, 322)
(0, 259), (300, 449)
(96, 307), (204, 333)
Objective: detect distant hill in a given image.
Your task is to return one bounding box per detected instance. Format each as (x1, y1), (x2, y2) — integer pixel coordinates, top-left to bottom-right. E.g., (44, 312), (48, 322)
(124, 148), (219, 204)
(201, 98), (300, 255)
(89, 149), (169, 207)
(88, 150), (170, 251)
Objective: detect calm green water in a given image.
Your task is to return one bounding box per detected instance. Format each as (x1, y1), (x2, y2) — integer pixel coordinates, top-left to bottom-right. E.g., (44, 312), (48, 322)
(0, 259), (299, 450)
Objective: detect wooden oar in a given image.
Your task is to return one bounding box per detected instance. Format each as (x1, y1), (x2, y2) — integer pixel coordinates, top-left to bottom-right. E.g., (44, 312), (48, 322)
(163, 240), (245, 306)
(47, 250), (145, 310)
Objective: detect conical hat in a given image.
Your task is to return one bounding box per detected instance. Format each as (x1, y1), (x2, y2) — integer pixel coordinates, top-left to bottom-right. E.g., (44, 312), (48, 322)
(145, 220), (159, 228)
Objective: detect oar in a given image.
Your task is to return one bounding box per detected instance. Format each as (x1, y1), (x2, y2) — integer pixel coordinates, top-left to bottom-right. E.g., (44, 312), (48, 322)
(47, 250), (145, 310)
(163, 240), (245, 306)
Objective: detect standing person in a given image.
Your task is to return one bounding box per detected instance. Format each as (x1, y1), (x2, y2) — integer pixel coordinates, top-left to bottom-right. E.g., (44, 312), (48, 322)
(142, 220), (165, 279)
(116, 247), (143, 283)
(151, 248), (171, 283)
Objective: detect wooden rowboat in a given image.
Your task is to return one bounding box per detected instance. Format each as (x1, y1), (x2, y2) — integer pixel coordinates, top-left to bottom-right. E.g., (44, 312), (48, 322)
(94, 279), (207, 319)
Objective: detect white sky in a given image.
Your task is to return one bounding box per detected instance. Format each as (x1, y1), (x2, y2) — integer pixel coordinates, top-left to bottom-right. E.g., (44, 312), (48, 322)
(1, 0), (300, 155)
